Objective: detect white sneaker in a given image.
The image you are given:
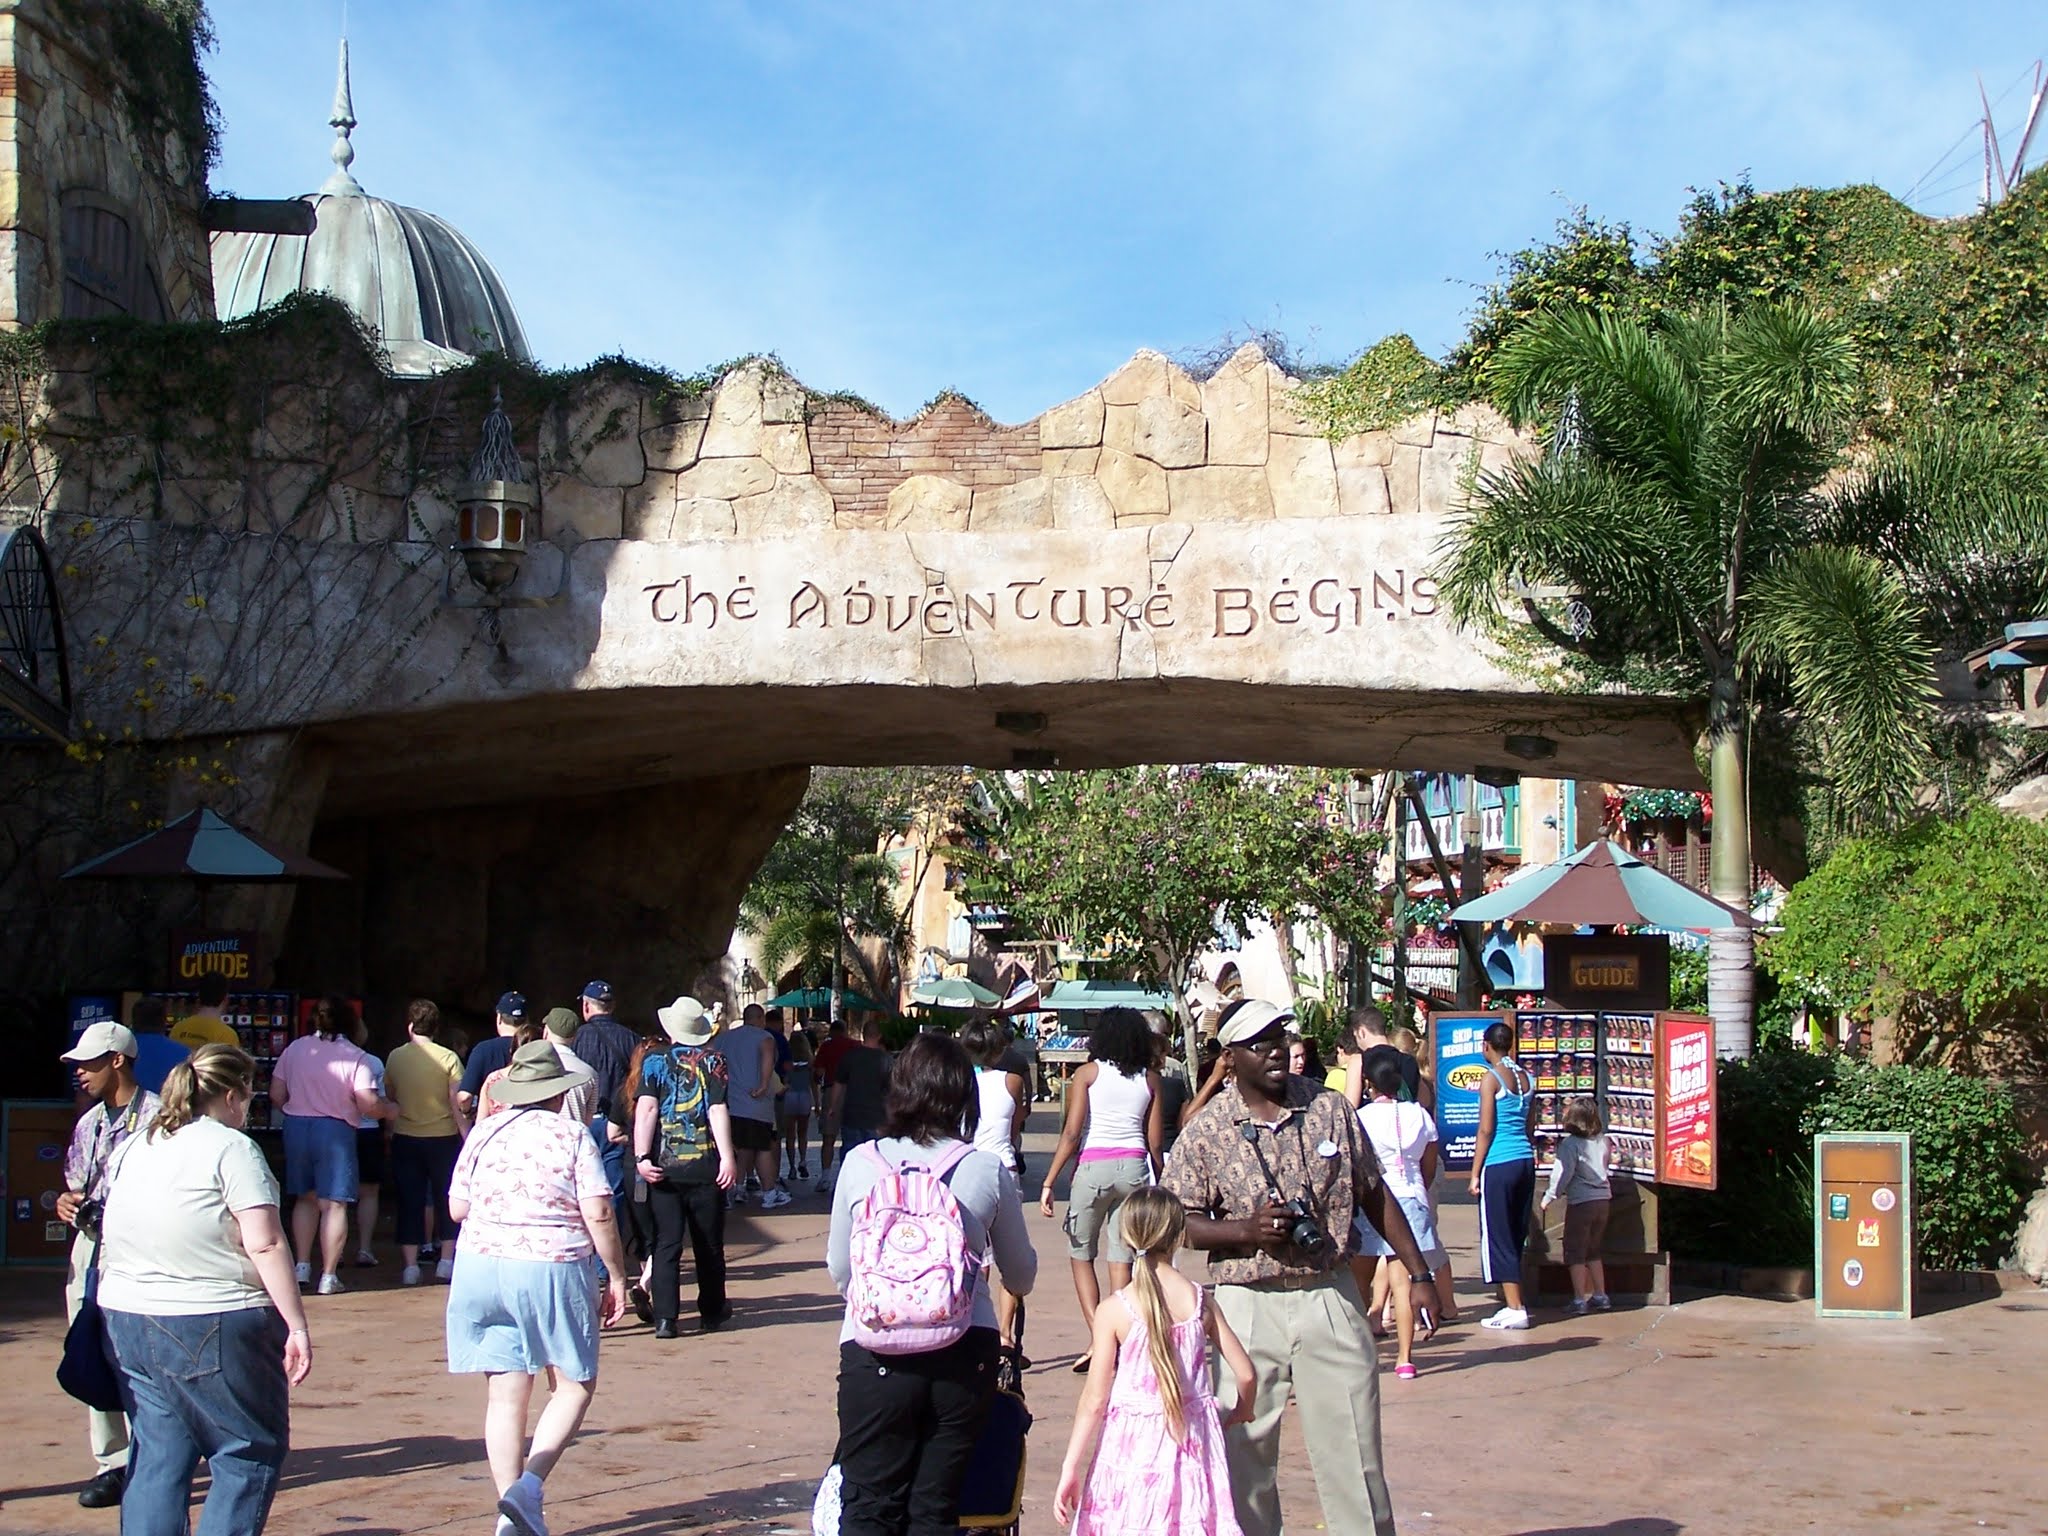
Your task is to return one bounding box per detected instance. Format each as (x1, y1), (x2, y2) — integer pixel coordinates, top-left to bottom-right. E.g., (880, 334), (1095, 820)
(762, 1187), (792, 1209)
(497, 1476), (547, 1536)
(401, 1264), (422, 1287)
(1480, 1307), (1530, 1331)
(294, 1261), (311, 1287)
(317, 1273), (345, 1296)
(814, 1171), (833, 1193)
(435, 1256), (455, 1283)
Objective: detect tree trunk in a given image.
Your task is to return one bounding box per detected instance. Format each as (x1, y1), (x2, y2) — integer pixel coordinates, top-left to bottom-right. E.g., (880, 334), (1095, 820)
(1706, 668), (1755, 1057)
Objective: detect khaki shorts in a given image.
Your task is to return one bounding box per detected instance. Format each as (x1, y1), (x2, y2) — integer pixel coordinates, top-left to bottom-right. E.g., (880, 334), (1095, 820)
(1063, 1155), (1150, 1262)
(1562, 1197), (1612, 1265)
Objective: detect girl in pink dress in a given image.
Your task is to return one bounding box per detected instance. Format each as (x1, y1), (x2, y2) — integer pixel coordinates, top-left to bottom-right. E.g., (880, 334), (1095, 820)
(1054, 1188), (1255, 1535)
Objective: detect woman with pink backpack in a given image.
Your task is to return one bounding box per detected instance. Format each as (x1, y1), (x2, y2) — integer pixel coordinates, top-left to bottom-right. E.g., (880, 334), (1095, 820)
(825, 1033), (1038, 1535)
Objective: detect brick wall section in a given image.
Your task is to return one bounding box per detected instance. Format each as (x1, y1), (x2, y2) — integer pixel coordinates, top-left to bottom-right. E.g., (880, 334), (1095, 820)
(807, 396), (1040, 523)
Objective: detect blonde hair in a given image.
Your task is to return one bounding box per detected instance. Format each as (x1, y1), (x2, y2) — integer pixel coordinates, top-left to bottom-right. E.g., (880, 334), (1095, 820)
(1117, 1187), (1191, 1442)
(153, 1043), (256, 1137)
(1388, 1025), (1420, 1055)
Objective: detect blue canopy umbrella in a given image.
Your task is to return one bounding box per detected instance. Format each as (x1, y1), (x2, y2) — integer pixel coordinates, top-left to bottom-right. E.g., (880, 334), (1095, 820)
(1448, 839), (1754, 932)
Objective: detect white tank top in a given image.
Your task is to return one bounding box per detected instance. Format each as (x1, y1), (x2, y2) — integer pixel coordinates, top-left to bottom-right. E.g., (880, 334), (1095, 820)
(973, 1067), (1018, 1169)
(1082, 1063), (1152, 1153)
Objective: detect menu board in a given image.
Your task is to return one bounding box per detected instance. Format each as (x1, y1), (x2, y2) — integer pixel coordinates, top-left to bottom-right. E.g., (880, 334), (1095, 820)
(1655, 1012), (1717, 1189)
(160, 989), (297, 1129)
(1512, 1011), (1599, 1172)
(1599, 1012), (1658, 1179)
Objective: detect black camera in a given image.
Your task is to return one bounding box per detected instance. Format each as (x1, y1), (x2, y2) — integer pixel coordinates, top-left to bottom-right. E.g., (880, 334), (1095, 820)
(73, 1198), (104, 1239)
(1280, 1196), (1330, 1257)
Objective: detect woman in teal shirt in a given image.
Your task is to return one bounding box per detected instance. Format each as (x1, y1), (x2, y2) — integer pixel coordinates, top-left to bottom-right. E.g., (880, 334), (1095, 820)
(1467, 1020), (1536, 1331)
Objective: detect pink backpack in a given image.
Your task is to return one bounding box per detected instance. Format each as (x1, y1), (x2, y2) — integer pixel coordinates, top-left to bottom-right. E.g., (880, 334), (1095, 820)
(845, 1141), (981, 1355)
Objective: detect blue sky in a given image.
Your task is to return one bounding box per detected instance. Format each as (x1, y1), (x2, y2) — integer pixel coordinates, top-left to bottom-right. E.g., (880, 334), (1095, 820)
(205, 2), (2045, 421)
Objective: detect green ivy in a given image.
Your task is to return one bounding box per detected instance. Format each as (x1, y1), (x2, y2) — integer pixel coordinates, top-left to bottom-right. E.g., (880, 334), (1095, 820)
(1290, 334), (1455, 439)
(63, 0), (223, 176)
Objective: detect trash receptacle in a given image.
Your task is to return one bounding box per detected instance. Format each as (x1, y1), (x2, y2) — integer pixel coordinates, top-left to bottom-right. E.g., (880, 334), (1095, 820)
(1814, 1132), (1912, 1319)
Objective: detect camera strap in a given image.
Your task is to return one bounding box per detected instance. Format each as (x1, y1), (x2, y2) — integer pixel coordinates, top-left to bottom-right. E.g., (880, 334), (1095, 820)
(1243, 1111), (1319, 1213)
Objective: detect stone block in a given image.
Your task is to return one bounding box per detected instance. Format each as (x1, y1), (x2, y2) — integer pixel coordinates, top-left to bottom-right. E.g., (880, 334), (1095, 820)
(1041, 448), (1100, 477)
(735, 477), (836, 537)
(1480, 439), (1531, 481)
(1201, 345), (1269, 466)
(674, 456), (775, 501)
(1337, 463), (1392, 517)
(1391, 410), (1437, 448)
(1040, 390), (1104, 449)
(540, 474), (625, 541)
(1264, 360), (1325, 436)
(1099, 350), (1174, 406)
(1133, 396), (1206, 468)
(1386, 444), (1422, 515)
(1103, 404), (1136, 455)
(1419, 440), (1474, 515)
(1437, 401), (1516, 442)
(762, 423), (812, 476)
(659, 495), (738, 541)
(885, 474), (972, 532)
(1333, 431), (1395, 469)
(1050, 476), (1116, 531)
(338, 487), (407, 542)
(160, 478), (244, 527)
(970, 476), (1052, 532)
(1167, 365), (1202, 411)
(1098, 448), (1168, 525)
(641, 417), (706, 472)
(545, 386), (645, 488)
(762, 373), (806, 425)
(1167, 465), (1273, 523)
(1266, 434), (1338, 519)
(701, 364), (767, 458)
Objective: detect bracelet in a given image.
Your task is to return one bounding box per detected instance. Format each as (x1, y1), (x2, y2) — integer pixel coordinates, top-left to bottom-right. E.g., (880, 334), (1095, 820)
(289, 1327), (310, 1337)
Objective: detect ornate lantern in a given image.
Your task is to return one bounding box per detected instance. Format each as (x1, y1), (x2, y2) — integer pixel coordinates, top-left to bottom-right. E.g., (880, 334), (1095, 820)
(451, 388), (539, 596)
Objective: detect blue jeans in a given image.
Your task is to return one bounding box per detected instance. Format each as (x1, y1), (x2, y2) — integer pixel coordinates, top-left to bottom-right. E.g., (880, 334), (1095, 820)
(105, 1307), (290, 1536)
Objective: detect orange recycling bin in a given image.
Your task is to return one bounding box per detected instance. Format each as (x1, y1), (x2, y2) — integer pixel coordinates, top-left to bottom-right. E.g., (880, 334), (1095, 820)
(1813, 1133), (1912, 1319)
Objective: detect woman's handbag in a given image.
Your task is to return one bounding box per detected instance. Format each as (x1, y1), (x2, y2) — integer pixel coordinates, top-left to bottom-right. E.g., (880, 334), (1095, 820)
(57, 1254), (126, 1412)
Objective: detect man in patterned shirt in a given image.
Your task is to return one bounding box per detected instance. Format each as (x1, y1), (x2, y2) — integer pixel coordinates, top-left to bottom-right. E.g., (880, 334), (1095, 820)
(1164, 999), (1442, 1536)
(57, 1022), (161, 1510)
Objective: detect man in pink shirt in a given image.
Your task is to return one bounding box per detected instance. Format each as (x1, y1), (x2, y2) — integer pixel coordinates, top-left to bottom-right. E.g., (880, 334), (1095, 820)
(271, 998), (390, 1294)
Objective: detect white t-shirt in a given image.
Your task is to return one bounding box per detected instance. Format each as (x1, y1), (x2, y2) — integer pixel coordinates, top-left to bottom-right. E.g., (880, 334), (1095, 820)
(973, 1066), (1019, 1170)
(1360, 1097), (1437, 1201)
(97, 1117), (280, 1316)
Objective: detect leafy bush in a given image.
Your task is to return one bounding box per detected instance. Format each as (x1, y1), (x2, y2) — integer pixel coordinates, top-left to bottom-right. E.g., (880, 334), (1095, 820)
(1662, 1052), (2032, 1270)
(1808, 1061), (2032, 1270)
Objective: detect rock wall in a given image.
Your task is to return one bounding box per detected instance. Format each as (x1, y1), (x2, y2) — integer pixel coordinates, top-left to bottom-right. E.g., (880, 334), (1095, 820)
(0, 0), (213, 328)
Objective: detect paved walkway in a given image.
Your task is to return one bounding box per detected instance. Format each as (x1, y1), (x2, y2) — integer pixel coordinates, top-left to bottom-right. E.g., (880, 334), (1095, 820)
(3, 1107), (2044, 1534)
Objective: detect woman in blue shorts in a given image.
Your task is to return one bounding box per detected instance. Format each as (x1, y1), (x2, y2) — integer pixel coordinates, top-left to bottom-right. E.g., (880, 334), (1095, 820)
(1467, 1019), (1536, 1331)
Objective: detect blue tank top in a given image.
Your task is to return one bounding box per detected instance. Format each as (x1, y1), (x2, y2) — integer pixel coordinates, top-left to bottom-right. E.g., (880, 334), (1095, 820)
(1483, 1059), (1536, 1167)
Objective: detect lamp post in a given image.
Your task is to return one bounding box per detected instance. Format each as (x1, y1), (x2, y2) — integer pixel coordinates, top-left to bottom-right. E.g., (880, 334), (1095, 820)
(443, 389), (565, 608)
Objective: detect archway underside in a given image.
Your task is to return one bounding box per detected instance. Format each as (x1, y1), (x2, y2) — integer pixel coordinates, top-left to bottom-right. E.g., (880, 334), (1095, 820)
(308, 679), (1702, 818)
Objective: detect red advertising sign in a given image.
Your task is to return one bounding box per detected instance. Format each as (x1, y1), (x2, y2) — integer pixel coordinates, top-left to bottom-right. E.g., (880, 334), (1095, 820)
(1654, 1011), (1718, 1190)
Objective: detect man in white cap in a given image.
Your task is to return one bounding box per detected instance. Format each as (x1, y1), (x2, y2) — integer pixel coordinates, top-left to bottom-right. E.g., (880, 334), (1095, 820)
(633, 996), (739, 1339)
(57, 1021), (160, 1509)
(1163, 998), (1442, 1536)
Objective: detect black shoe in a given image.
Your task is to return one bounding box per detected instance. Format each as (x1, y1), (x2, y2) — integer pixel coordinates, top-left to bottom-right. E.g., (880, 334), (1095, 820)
(698, 1307), (730, 1334)
(630, 1284), (654, 1324)
(78, 1469), (126, 1508)
(653, 1319), (679, 1340)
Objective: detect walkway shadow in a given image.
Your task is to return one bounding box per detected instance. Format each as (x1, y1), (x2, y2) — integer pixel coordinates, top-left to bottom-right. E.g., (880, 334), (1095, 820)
(1403, 1330), (1604, 1374)
(1510, 1522), (1681, 1536)
(279, 1433), (472, 1489)
(574, 1476), (820, 1535)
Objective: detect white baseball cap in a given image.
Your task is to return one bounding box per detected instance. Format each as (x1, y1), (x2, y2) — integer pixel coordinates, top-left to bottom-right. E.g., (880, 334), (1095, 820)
(1215, 999), (1295, 1048)
(62, 1021), (139, 1063)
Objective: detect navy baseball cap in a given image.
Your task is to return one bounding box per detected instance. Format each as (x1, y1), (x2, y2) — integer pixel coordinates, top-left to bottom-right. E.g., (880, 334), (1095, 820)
(496, 990), (528, 1020)
(581, 980), (614, 1006)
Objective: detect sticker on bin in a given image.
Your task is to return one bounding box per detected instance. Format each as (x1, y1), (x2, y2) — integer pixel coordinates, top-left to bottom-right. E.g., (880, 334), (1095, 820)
(1842, 1259), (1865, 1287)
(1827, 1193), (1850, 1220)
(1872, 1187), (1897, 1213)
(1856, 1219), (1881, 1248)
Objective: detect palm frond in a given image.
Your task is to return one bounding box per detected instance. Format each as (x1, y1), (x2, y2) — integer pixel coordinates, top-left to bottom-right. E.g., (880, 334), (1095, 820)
(1744, 545), (1934, 821)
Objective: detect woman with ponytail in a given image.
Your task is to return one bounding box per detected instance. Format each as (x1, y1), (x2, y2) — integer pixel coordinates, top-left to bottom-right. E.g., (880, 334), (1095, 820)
(97, 1043), (314, 1536)
(1054, 1187), (1254, 1534)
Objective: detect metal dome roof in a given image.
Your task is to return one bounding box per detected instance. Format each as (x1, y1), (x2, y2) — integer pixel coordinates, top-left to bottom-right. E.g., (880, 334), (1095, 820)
(209, 41), (531, 377)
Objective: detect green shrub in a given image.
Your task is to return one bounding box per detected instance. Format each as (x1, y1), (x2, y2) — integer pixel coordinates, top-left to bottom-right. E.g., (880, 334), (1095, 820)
(1805, 1060), (2031, 1270)
(1662, 1053), (2031, 1271)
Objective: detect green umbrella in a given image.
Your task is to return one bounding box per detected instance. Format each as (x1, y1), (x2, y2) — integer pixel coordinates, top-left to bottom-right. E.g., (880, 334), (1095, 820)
(765, 987), (887, 1012)
(1448, 839), (1755, 931)
(909, 976), (1001, 1008)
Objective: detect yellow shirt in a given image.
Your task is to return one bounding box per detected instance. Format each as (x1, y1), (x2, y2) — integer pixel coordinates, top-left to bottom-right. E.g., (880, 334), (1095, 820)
(384, 1039), (463, 1138)
(170, 1011), (241, 1051)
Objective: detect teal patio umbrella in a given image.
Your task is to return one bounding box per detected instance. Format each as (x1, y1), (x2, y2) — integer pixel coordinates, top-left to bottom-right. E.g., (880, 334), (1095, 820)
(1448, 839), (1754, 931)
(766, 986), (887, 1012)
(909, 976), (1001, 1008)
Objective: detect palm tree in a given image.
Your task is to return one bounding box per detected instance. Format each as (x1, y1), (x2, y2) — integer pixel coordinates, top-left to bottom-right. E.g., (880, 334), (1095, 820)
(1437, 302), (1938, 1055)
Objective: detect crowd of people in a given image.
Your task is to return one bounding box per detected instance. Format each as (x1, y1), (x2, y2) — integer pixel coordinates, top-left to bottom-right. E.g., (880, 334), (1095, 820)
(54, 979), (1611, 1536)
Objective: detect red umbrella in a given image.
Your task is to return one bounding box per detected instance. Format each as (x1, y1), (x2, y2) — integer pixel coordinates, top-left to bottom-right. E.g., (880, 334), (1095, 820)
(63, 808), (344, 883)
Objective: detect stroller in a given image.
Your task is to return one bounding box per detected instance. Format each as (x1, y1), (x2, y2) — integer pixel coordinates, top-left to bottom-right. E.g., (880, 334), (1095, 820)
(812, 1309), (1034, 1536)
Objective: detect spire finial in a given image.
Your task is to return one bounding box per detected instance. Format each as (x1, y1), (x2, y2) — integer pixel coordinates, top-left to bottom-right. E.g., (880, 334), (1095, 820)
(321, 36), (363, 195)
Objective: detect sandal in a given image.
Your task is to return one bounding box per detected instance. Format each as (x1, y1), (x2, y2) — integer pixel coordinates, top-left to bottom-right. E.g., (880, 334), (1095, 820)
(1394, 1362), (1417, 1380)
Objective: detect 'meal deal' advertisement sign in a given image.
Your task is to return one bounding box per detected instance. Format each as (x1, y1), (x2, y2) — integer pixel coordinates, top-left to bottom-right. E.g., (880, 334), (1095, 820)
(1432, 1011), (1502, 1172)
